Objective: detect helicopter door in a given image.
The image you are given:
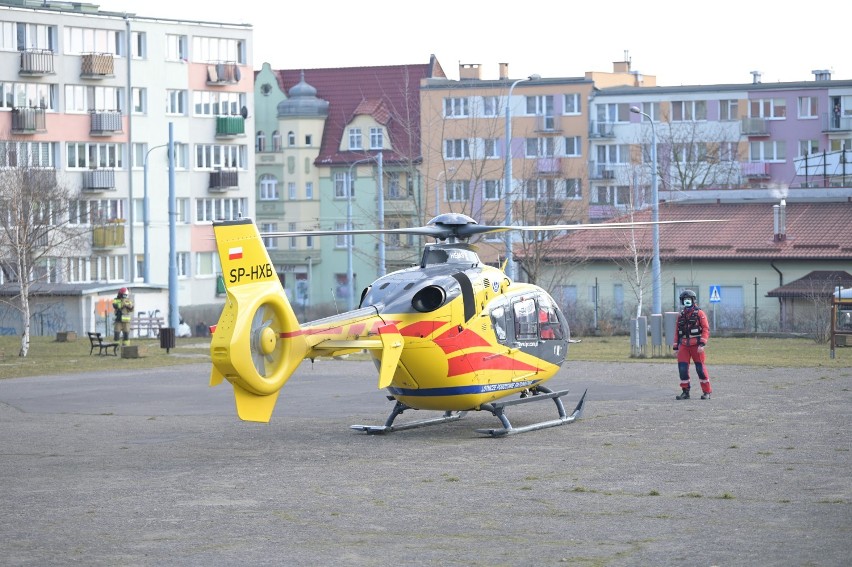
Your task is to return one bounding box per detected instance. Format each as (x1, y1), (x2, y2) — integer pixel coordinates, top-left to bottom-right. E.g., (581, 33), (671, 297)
(511, 297), (540, 378)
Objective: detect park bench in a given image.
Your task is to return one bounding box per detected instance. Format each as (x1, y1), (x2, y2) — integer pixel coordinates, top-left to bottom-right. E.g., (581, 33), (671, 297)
(87, 332), (119, 356)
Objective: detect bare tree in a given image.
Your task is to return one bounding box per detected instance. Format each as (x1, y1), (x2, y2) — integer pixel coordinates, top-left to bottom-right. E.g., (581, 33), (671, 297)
(0, 148), (87, 357)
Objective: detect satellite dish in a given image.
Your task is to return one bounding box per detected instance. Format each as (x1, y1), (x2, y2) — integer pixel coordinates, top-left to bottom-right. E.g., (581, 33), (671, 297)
(240, 106), (249, 119)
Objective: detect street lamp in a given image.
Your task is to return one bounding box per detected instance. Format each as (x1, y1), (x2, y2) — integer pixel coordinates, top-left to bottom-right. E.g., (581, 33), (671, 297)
(143, 142), (169, 283)
(504, 73), (540, 280)
(630, 106), (661, 316)
(346, 156), (378, 311)
(434, 167), (455, 217)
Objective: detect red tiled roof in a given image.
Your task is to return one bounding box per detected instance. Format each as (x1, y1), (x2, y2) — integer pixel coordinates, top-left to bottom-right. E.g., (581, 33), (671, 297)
(541, 202), (852, 261)
(274, 59), (441, 166)
(766, 270), (852, 297)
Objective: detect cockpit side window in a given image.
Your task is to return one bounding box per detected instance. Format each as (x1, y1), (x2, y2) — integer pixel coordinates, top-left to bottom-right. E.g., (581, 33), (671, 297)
(538, 301), (563, 340)
(490, 306), (507, 342)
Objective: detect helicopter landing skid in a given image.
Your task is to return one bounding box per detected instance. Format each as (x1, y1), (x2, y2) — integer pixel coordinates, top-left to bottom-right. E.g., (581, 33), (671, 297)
(474, 387), (588, 437)
(351, 400), (468, 434)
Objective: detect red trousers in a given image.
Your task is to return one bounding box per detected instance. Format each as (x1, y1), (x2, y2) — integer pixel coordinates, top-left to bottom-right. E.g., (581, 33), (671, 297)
(677, 344), (711, 394)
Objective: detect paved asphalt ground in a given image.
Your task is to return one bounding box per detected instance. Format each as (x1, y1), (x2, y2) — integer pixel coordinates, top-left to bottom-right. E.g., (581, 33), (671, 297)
(0, 356), (850, 566)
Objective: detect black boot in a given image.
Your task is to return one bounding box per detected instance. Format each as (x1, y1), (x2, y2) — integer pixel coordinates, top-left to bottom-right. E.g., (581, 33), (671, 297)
(676, 389), (690, 400)
(701, 392), (711, 400)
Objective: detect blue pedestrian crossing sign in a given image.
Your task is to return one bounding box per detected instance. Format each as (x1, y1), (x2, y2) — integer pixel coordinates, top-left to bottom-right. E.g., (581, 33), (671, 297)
(709, 286), (722, 303)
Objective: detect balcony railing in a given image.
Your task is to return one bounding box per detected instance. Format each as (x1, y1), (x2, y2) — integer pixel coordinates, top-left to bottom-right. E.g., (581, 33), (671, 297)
(19, 49), (54, 75)
(589, 121), (615, 138)
(589, 162), (617, 180)
(11, 107), (46, 133)
(209, 168), (239, 191)
(80, 53), (114, 78)
(90, 111), (123, 135)
(823, 112), (852, 132)
(535, 114), (561, 133)
(82, 169), (116, 191)
(92, 221), (125, 248)
(741, 117), (768, 136)
(206, 62), (242, 85)
(216, 116), (245, 137)
(537, 157), (562, 175)
(741, 162), (770, 178)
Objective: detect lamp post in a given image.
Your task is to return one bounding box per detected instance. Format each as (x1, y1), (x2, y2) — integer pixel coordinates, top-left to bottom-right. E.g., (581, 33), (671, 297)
(143, 142), (169, 284)
(346, 156), (377, 311)
(504, 73), (540, 280)
(630, 106), (661, 316)
(434, 167), (455, 217)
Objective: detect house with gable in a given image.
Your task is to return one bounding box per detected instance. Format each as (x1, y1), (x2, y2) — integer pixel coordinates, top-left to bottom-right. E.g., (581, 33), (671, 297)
(524, 200), (852, 335)
(253, 57), (446, 316)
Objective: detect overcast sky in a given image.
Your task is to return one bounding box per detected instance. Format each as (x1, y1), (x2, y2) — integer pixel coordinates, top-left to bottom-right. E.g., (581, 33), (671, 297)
(99, 0), (848, 86)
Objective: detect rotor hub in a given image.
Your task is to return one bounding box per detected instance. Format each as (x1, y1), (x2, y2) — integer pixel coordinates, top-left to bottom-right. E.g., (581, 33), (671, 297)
(258, 326), (277, 355)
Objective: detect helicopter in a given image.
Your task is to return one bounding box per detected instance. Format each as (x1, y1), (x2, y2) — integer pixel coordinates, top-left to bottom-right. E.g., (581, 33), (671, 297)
(209, 213), (715, 436)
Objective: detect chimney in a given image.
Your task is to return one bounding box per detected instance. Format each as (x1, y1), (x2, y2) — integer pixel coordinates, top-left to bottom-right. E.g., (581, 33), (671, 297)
(812, 69), (832, 81)
(751, 70), (762, 84)
(773, 200), (787, 242)
(458, 63), (481, 81)
(498, 62), (509, 80)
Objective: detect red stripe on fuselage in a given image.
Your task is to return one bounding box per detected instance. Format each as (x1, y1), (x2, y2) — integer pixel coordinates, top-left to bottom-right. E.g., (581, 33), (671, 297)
(398, 320), (447, 338)
(433, 327), (491, 354)
(446, 352), (541, 377)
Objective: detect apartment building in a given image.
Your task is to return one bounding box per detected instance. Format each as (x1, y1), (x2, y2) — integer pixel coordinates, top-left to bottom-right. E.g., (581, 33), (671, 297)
(0, 0), (253, 334)
(253, 58), (442, 315)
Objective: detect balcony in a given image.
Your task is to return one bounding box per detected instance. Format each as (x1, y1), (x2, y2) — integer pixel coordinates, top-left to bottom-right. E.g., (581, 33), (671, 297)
(741, 162), (770, 179)
(209, 168), (239, 191)
(92, 220), (125, 248)
(216, 116), (245, 138)
(19, 49), (55, 75)
(537, 157), (562, 175)
(80, 53), (114, 78)
(823, 112), (852, 132)
(82, 169), (116, 192)
(206, 62), (242, 85)
(741, 117), (768, 136)
(90, 111), (123, 136)
(589, 121), (615, 138)
(11, 107), (46, 134)
(589, 162), (617, 180)
(535, 114), (561, 133)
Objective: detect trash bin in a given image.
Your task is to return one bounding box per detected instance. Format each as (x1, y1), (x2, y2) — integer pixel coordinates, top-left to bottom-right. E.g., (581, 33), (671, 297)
(159, 327), (175, 352)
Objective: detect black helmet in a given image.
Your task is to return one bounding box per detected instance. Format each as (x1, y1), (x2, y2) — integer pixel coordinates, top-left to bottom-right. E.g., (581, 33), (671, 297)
(679, 289), (697, 304)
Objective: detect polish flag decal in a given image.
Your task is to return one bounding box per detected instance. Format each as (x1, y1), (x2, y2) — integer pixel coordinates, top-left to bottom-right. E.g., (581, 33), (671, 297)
(228, 247), (243, 260)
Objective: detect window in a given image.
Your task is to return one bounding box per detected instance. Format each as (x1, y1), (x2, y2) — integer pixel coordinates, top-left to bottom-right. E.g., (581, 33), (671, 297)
(565, 178), (582, 200)
(65, 85), (122, 113)
(749, 140), (786, 162)
(525, 95), (553, 116)
(750, 98), (786, 119)
(334, 172), (349, 198)
(259, 174), (278, 200)
(131, 87), (145, 114)
(176, 198), (190, 224)
(195, 198), (248, 222)
(272, 131), (282, 151)
(196, 251), (220, 276)
(484, 179), (501, 200)
(672, 142), (708, 164)
(305, 181), (313, 199)
(191, 36), (245, 64)
(130, 31), (146, 58)
(0, 141), (55, 168)
(563, 93), (581, 114)
(596, 103), (631, 123)
(63, 26), (119, 55)
(287, 131), (295, 146)
(166, 90), (187, 115)
(525, 137), (555, 158)
(387, 173), (402, 198)
(797, 96), (818, 119)
(193, 91), (244, 116)
(166, 34), (187, 61)
(483, 138), (499, 158)
(482, 96), (499, 117)
(1, 82), (56, 110)
(596, 144), (630, 164)
(444, 97), (469, 117)
(66, 142), (123, 169)
(68, 198), (124, 225)
(513, 297), (538, 341)
(369, 127), (383, 150)
(334, 222), (349, 248)
(288, 182), (296, 200)
(719, 99), (738, 121)
(256, 131), (266, 152)
(564, 136), (581, 157)
(14, 23), (56, 51)
(348, 128), (362, 150)
(671, 100), (707, 121)
(260, 222), (278, 249)
(446, 180), (469, 202)
(639, 102), (661, 121)
(176, 252), (189, 278)
(305, 134), (313, 146)
(444, 139), (470, 160)
(194, 144), (246, 169)
(798, 139), (819, 157)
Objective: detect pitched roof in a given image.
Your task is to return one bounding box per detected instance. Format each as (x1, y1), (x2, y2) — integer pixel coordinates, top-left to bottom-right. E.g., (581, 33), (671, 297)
(540, 202), (852, 261)
(766, 271), (852, 298)
(273, 57), (443, 166)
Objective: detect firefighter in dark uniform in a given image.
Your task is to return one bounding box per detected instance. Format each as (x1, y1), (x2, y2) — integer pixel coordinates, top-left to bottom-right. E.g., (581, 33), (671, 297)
(112, 287), (134, 346)
(673, 289), (712, 399)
